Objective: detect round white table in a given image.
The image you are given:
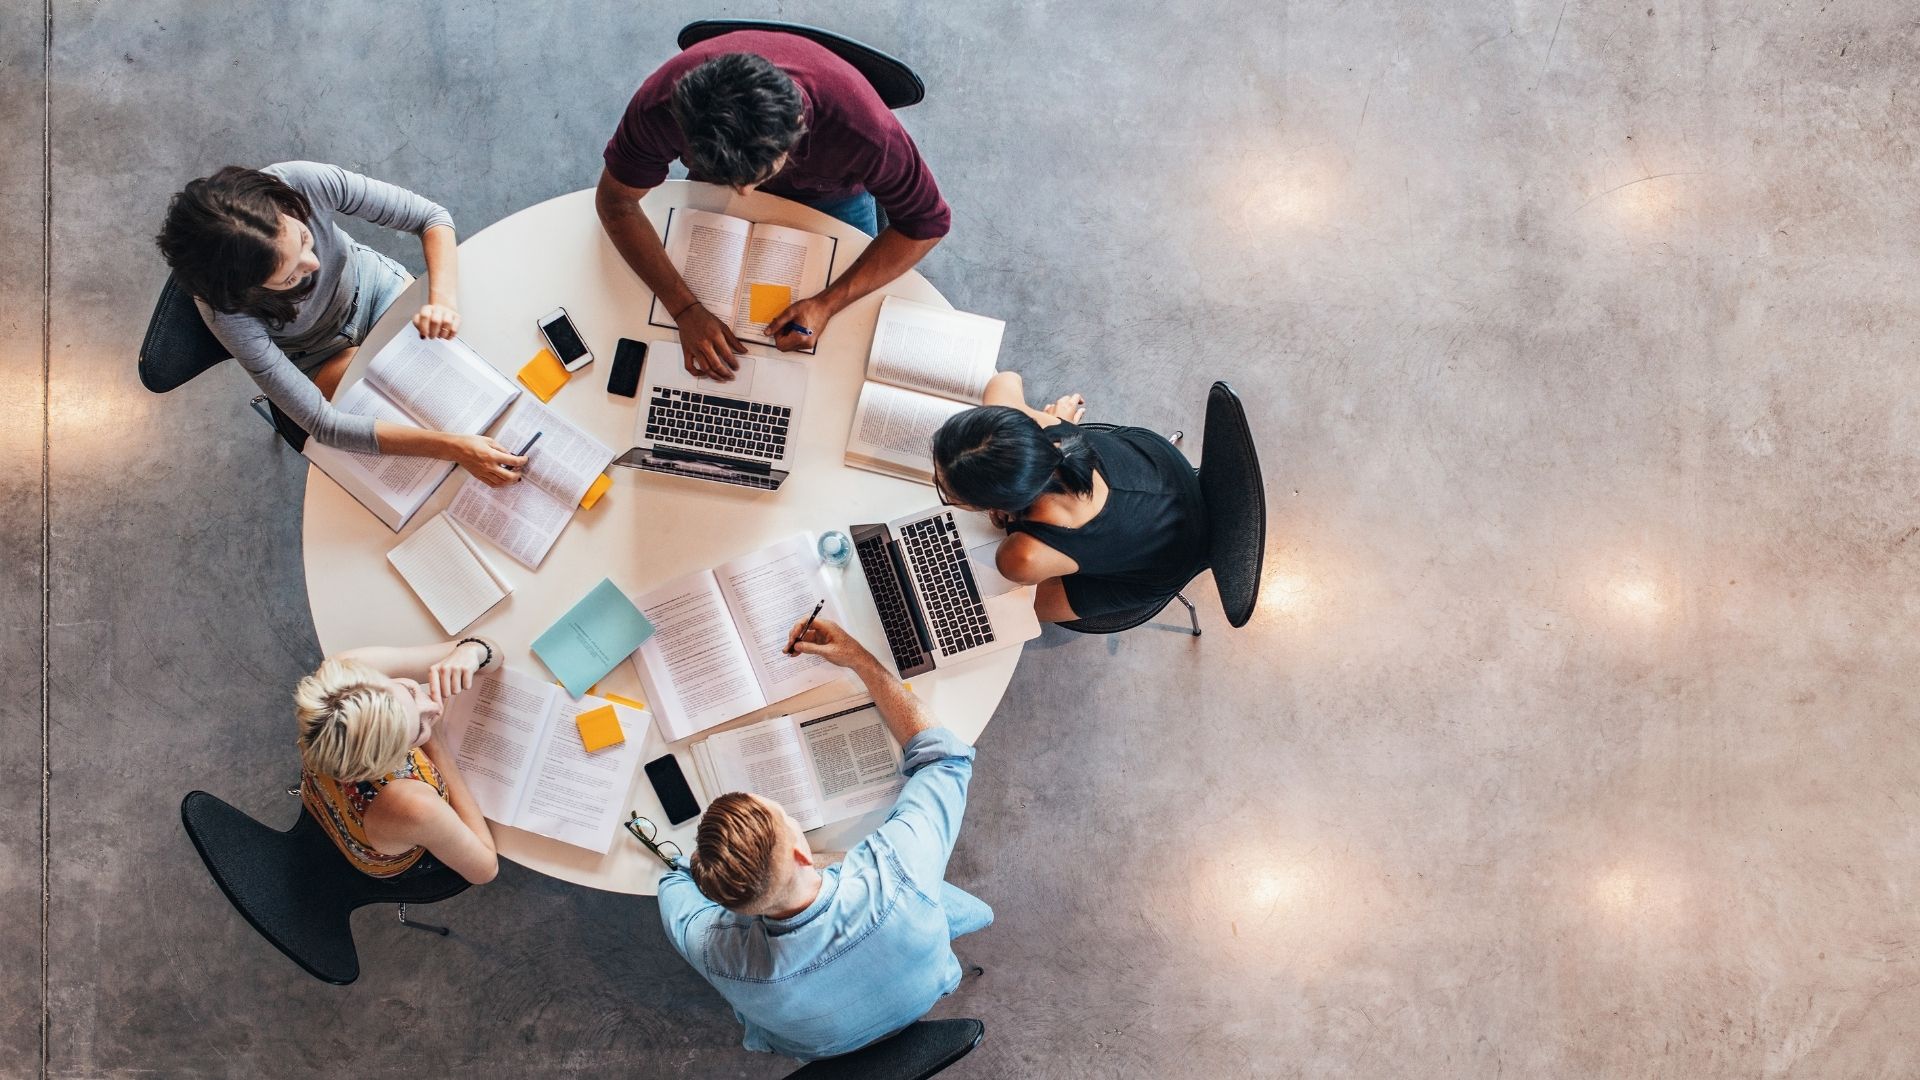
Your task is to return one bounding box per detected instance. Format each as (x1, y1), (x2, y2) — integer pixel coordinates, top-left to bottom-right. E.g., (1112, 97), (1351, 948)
(302, 181), (1019, 894)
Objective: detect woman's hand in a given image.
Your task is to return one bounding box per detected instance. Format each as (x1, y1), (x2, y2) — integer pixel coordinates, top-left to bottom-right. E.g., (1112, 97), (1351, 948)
(1042, 393), (1087, 423)
(787, 617), (874, 671)
(987, 509), (1015, 531)
(449, 434), (528, 487)
(427, 640), (488, 703)
(676, 303), (745, 381)
(413, 303), (461, 340)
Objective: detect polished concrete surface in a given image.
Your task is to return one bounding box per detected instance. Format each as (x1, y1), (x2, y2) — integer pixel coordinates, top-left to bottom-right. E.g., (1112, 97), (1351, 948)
(9, 1), (1920, 1077)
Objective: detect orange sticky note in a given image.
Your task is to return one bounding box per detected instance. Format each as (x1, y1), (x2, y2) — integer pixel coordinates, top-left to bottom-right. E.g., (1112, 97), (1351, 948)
(575, 704), (625, 753)
(748, 283), (793, 325)
(578, 473), (612, 510)
(518, 347), (570, 403)
(603, 692), (648, 711)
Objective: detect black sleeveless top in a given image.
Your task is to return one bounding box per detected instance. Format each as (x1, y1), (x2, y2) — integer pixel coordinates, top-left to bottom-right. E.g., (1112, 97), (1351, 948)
(1004, 423), (1209, 613)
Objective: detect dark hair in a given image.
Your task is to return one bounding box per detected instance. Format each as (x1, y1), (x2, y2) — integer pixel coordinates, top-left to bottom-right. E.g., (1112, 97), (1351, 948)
(154, 166), (314, 326)
(931, 406), (1097, 514)
(669, 53), (806, 187)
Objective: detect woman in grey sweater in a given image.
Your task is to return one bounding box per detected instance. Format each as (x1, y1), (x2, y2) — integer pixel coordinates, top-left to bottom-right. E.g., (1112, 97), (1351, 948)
(156, 161), (525, 485)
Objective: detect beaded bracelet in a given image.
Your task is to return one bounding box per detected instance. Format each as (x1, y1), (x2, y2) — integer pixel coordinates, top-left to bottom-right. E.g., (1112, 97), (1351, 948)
(456, 637), (494, 670)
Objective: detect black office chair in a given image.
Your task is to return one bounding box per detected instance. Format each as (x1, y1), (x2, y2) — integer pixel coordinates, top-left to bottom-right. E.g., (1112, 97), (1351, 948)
(781, 1019), (984, 1080)
(677, 20), (925, 109)
(139, 273), (310, 451)
(180, 791), (469, 985)
(1059, 382), (1267, 636)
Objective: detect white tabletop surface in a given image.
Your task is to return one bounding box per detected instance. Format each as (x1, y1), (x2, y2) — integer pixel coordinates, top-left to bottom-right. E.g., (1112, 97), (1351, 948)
(301, 180), (1019, 895)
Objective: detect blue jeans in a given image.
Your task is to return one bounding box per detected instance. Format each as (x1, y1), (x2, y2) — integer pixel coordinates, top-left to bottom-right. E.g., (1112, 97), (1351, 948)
(801, 190), (879, 237)
(289, 244), (413, 374)
(942, 881), (993, 938)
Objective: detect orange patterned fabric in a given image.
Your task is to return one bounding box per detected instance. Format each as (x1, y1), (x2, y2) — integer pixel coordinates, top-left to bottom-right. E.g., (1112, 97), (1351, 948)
(300, 748), (448, 878)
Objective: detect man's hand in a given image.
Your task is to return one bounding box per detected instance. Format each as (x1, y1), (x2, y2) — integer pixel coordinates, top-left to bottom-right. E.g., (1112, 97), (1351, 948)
(787, 617), (874, 670)
(676, 303), (745, 381)
(766, 294), (838, 352)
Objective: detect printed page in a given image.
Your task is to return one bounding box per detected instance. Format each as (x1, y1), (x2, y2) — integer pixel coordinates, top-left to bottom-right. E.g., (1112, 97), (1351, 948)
(798, 700), (907, 825)
(510, 697), (649, 853)
(491, 396), (614, 506)
(703, 715), (825, 830)
(441, 667), (558, 825)
(386, 512), (510, 634)
(303, 381), (456, 529)
(866, 296), (1003, 403)
(713, 534), (853, 705)
(730, 222), (836, 349)
(363, 333), (517, 435)
(446, 473), (572, 570)
(651, 208), (751, 330)
(843, 381), (970, 485)
(630, 570), (767, 742)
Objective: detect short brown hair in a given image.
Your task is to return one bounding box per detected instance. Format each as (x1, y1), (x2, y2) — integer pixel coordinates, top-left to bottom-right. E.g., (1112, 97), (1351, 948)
(690, 793), (783, 910)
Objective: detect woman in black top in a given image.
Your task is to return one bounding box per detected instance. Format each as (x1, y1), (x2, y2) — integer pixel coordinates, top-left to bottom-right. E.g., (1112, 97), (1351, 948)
(931, 373), (1209, 622)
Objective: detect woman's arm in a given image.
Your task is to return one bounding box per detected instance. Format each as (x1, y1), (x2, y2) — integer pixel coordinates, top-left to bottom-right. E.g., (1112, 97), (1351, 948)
(368, 752), (499, 884)
(336, 636), (499, 684)
(412, 224), (460, 340)
(371, 423), (525, 486)
(981, 372), (1086, 428)
(995, 533), (1079, 584)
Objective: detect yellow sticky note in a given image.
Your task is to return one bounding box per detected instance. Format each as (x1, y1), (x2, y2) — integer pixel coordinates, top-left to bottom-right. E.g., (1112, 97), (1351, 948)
(748, 283), (793, 325)
(518, 347), (570, 403)
(603, 692), (647, 711)
(575, 704), (626, 753)
(578, 473), (612, 510)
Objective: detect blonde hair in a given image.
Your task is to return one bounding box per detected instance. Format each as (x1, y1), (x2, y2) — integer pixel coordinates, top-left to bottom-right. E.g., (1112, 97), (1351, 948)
(294, 658), (412, 782)
(691, 793), (784, 911)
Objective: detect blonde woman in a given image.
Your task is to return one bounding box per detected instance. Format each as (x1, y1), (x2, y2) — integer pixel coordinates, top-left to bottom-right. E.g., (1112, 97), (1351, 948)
(295, 638), (501, 884)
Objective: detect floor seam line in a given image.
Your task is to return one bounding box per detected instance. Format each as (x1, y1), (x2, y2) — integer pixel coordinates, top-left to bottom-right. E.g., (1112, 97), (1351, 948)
(39, 0), (53, 1077)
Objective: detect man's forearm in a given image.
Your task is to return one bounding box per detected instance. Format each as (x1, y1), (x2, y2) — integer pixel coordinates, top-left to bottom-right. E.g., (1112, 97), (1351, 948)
(596, 192), (699, 316)
(849, 651), (936, 745)
(818, 229), (939, 314)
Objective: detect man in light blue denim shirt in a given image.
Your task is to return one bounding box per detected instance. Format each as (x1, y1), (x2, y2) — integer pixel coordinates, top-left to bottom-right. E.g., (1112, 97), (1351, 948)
(657, 617), (992, 1062)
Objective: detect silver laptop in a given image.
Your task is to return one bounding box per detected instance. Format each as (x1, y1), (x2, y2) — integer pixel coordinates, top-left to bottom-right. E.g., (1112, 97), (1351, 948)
(851, 506), (1042, 678)
(614, 341), (809, 491)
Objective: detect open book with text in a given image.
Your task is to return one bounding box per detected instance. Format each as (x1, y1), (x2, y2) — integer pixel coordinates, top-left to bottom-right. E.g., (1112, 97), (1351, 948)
(691, 696), (906, 832)
(628, 533), (853, 742)
(440, 666), (650, 853)
(844, 296), (1005, 484)
(304, 334), (520, 529)
(447, 396), (615, 569)
(646, 207), (839, 353)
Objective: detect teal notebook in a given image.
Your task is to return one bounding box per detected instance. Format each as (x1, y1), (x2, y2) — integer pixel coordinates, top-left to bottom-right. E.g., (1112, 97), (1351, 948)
(532, 578), (656, 697)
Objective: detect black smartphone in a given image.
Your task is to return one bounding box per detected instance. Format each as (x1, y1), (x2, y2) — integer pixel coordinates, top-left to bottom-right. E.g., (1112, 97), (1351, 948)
(645, 753), (701, 826)
(609, 337), (647, 398)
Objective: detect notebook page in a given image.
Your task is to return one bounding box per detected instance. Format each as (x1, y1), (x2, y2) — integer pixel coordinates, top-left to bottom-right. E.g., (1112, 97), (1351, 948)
(441, 667), (558, 825)
(866, 296), (1003, 403)
(630, 570), (767, 741)
(490, 396), (614, 506)
(703, 715), (825, 831)
(510, 697), (649, 852)
(843, 382), (970, 484)
(386, 512), (510, 634)
(652, 208), (751, 329)
(364, 333), (517, 435)
(730, 222), (836, 348)
(713, 534), (853, 706)
(446, 473), (573, 570)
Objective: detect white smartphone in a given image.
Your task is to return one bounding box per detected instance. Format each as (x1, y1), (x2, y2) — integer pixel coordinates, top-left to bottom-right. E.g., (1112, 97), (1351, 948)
(538, 307), (594, 372)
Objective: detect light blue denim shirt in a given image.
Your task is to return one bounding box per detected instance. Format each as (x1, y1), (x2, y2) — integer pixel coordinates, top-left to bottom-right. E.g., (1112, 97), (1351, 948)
(658, 725), (978, 1061)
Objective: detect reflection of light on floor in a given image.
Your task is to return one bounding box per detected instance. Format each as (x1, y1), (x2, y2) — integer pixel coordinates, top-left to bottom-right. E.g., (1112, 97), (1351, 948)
(1187, 834), (1370, 976)
(1262, 568), (1313, 616)
(1606, 576), (1666, 618)
(1591, 862), (1688, 926)
(1216, 147), (1344, 231)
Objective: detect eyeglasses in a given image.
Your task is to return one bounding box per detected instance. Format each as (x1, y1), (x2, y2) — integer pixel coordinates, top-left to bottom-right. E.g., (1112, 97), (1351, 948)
(623, 813), (684, 867)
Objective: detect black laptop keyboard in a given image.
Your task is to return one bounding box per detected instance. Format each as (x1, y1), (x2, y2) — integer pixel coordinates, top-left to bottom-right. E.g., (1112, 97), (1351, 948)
(855, 531), (932, 674)
(645, 388), (790, 461)
(899, 515), (995, 654)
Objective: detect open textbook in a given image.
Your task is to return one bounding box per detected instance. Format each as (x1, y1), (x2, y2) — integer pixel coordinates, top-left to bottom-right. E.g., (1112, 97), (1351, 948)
(691, 696), (906, 832)
(439, 666), (650, 853)
(447, 396), (615, 569)
(303, 334), (520, 530)
(629, 533), (853, 742)
(386, 512), (512, 634)
(844, 296), (1006, 484)
(646, 207), (839, 353)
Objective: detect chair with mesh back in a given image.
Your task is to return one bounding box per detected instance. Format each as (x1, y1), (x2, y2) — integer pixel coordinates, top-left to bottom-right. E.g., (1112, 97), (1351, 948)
(180, 790), (469, 985)
(139, 273), (309, 451)
(781, 1019), (984, 1080)
(1059, 382), (1266, 636)
(677, 20), (925, 109)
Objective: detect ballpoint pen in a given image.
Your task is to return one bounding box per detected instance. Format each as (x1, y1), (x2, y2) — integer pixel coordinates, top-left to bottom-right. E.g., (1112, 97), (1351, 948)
(788, 598), (826, 655)
(510, 431), (543, 469)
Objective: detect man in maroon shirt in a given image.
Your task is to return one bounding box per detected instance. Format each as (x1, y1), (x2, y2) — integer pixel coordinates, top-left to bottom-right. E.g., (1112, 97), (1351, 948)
(596, 31), (951, 381)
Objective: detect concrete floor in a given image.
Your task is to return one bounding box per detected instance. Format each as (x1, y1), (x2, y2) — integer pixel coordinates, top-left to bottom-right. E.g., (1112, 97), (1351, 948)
(9, 0), (1920, 1076)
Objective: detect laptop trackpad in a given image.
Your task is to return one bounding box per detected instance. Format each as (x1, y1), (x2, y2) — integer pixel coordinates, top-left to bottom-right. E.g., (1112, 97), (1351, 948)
(967, 541), (1019, 597)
